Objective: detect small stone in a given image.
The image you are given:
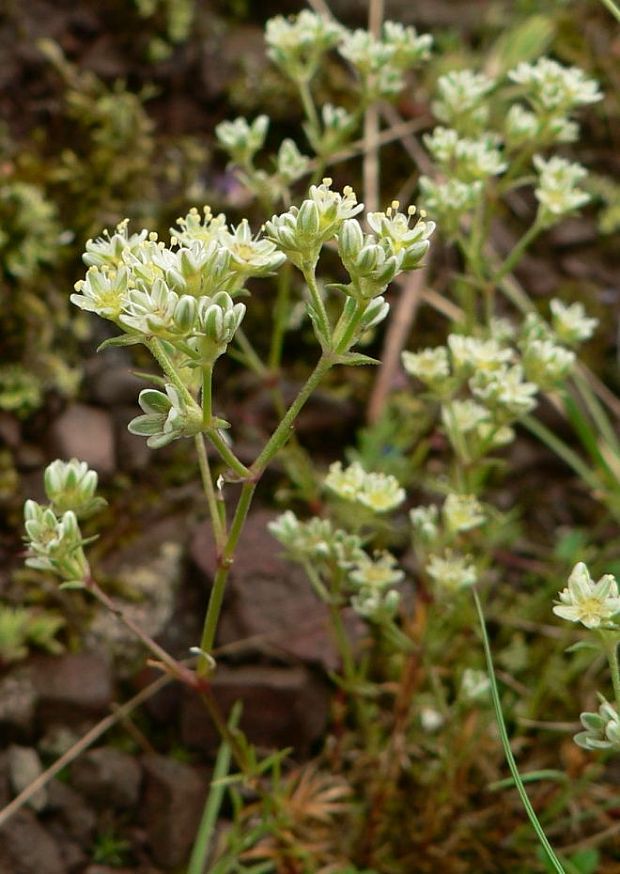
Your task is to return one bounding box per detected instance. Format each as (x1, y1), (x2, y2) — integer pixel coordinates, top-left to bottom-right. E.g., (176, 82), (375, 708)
(0, 809), (65, 874)
(7, 745), (47, 811)
(89, 361), (149, 406)
(0, 669), (38, 733)
(181, 664), (330, 754)
(49, 403), (115, 474)
(141, 754), (208, 869)
(70, 747), (141, 809)
(30, 651), (113, 714)
(47, 779), (96, 845)
(191, 510), (339, 669)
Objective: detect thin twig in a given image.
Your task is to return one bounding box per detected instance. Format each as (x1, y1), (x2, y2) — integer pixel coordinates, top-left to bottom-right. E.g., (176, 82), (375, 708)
(0, 672), (171, 829)
(363, 0), (384, 214)
(380, 103), (434, 175)
(367, 264), (428, 424)
(305, 0), (336, 18)
(307, 117), (432, 176)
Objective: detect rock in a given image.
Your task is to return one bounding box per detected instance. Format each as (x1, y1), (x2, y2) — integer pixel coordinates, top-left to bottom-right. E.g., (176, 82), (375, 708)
(30, 651), (113, 715)
(0, 669), (38, 734)
(191, 510), (339, 669)
(141, 754), (209, 869)
(86, 541), (183, 672)
(49, 403), (115, 474)
(87, 358), (149, 406)
(70, 747), (142, 809)
(115, 407), (152, 472)
(181, 664), (330, 754)
(47, 779), (96, 845)
(0, 808), (65, 874)
(7, 745), (47, 811)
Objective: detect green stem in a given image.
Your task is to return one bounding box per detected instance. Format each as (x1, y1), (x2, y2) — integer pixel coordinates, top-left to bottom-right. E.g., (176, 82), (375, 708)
(195, 434), (226, 550)
(302, 263), (332, 348)
(251, 355), (333, 475)
(202, 367), (213, 427)
(602, 633), (620, 714)
(521, 415), (601, 494)
(235, 327), (268, 376)
(599, 0), (620, 21)
(269, 261), (292, 371)
(187, 703), (241, 874)
(147, 338), (196, 408)
(207, 429), (251, 480)
(572, 368), (620, 458)
(493, 219), (543, 285)
(198, 481), (256, 673)
(473, 588), (566, 874)
(333, 299), (368, 354)
(298, 78), (321, 142)
(199, 356), (335, 672)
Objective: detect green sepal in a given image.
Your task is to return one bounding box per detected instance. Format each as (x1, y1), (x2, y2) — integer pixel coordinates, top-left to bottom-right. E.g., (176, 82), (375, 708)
(97, 334), (143, 352)
(59, 580), (86, 590)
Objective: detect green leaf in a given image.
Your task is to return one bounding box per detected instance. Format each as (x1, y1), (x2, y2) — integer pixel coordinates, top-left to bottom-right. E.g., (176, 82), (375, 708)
(336, 352), (380, 367)
(565, 640), (603, 654)
(97, 334), (143, 352)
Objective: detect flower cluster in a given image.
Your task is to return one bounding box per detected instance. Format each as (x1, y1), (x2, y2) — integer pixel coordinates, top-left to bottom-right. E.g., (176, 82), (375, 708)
(339, 22), (432, 100)
(350, 551), (403, 622)
(420, 58), (600, 233)
(509, 58), (602, 114)
(269, 508), (405, 626)
(44, 459), (107, 519)
(411, 492), (485, 597)
(432, 69), (495, 134)
(265, 11), (344, 83)
(324, 461), (405, 513)
(533, 155), (590, 225)
(268, 511), (364, 568)
(337, 202), (435, 299)
(264, 178), (364, 270)
(423, 128), (506, 182)
(24, 460), (106, 585)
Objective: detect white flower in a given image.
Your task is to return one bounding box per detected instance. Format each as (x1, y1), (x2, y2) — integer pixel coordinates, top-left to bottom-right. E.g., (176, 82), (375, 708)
(349, 551), (404, 589)
(426, 551), (477, 591)
(432, 69), (495, 132)
(402, 347), (450, 386)
(534, 155), (589, 220)
(470, 364), (538, 418)
(448, 335), (514, 374)
(441, 400), (489, 434)
(553, 561), (620, 629)
(521, 338), (575, 388)
(424, 127), (506, 181)
(550, 299), (598, 345)
(418, 178), (484, 231)
(410, 505), (439, 542)
(460, 668), (491, 703)
(508, 58), (602, 112)
(443, 494), (485, 534)
(219, 219), (286, 278)
(324, 461), (405, 513)
(324, 460), (367, 501)
(71, 266), (129, 320)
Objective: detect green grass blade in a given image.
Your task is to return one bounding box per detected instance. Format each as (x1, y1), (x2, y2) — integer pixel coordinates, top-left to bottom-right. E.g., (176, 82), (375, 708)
(473, 589), (566, 874)
(188, 702), (242, 874)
